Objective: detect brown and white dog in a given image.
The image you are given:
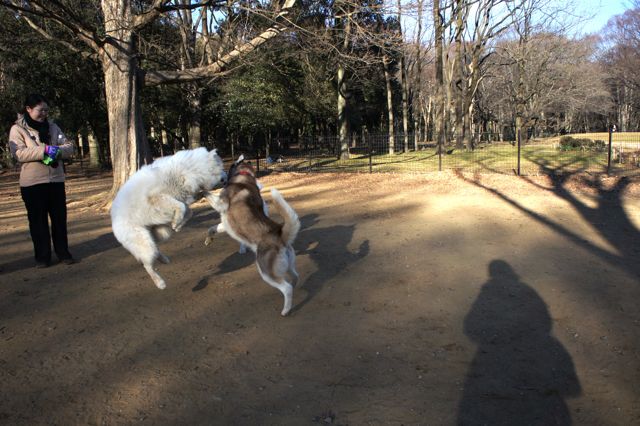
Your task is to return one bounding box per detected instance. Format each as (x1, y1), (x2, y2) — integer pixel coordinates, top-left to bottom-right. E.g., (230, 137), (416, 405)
(204, 161), (300, 316)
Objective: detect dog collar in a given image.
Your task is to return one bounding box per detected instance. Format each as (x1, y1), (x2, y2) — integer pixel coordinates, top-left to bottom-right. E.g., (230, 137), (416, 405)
(237, 170), (253, 177)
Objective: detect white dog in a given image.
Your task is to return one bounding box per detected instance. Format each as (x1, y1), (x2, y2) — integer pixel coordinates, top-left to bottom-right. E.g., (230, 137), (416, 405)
(204, 161), (299, 316)
(111, 147), (225, 289)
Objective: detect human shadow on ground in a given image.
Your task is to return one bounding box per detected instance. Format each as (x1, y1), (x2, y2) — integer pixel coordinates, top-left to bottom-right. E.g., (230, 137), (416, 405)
(458, 260), (581, 425)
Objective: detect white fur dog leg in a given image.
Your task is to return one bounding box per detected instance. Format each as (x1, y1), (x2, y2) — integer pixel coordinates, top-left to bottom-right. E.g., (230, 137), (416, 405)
(257, 264), (293, 316)
(147, 194), (191, 232)
(144, 263), (167, 289)
(286, 246), (299, 286)
(204, 223), (226, 246)
(204, 192), (228, 213)
(172, 205), (192, 232)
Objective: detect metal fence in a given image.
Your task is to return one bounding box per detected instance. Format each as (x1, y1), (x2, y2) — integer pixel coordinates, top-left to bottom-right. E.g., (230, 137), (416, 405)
(250, 131), (640, 176)
(3, 131), (638, 177)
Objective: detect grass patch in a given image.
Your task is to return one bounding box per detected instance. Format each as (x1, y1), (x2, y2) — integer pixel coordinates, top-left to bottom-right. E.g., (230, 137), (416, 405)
(262, 134), (640, 175)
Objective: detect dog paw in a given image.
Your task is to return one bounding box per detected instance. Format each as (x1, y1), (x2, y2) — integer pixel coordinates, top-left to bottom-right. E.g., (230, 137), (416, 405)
(158, 254), (170, 264)
(155, 280), (167, 290)
(204, 236), (213, 246)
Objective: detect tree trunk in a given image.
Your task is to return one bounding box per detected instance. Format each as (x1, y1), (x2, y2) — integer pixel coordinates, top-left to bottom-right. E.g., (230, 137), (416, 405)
(337, 64), (350, 159)
(101, 1), (151, 197)
(414, 0), (424, 151)
(454, 0), (465, 149)
(401, 62), (409, 152)
(88, 130), (100, 168)
(397, 0), (409, 153)
(187, 87), (202, 149)
(383, 55), (395, 155)
(337, 7), (352, 160)
(464, 102), (474, 150)
(433, 0), (445, 154)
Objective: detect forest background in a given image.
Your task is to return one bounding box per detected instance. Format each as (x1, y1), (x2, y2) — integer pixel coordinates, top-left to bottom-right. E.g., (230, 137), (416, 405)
(0, 0), (638, 193)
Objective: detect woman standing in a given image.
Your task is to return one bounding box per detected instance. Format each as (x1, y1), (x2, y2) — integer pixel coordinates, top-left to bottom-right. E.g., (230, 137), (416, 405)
(9, 94), (76, 268)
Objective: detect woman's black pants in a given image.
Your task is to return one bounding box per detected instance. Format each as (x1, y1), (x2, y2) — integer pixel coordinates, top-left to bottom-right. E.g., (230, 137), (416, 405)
(20, 182), (72, 263)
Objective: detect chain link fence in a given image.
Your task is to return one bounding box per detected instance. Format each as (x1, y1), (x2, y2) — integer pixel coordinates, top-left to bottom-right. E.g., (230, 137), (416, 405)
(249, 131), (640, 176)
(3, 131), (638, 177)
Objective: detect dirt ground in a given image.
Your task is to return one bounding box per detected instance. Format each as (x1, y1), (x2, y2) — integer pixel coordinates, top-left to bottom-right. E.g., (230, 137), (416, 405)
(1, 164), (639, 425)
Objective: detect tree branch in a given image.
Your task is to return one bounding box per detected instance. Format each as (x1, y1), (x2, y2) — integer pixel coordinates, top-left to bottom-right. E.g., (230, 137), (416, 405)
(133, 0), (225, 30)
(2, 0), (102, 53)
(144, 0), (297, 86)
(21, 14), (97, 60)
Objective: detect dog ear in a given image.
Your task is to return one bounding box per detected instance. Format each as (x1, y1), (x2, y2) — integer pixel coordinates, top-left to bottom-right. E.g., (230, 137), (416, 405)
(235, 154), (245, 165)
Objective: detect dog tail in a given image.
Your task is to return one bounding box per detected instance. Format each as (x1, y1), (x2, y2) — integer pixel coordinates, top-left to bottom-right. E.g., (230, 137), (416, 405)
(270, 188), (300, 246)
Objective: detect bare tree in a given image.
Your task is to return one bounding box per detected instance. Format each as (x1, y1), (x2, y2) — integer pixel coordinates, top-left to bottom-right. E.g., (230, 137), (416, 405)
(336, 1), (353, 160)
(383, 52), (396, 153)
(499, 0), (581, 141)
(602, 2), (640, 131)
(433, 0), (446, 154)
(452, 0), (515, 150)
(396, 0), (410, 152)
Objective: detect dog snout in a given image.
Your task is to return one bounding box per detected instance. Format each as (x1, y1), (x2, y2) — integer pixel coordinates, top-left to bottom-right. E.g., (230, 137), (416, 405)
(218, 171), (228, 187)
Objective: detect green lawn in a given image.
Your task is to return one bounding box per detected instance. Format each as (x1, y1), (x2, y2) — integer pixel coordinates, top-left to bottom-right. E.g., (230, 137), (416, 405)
(261, 133), (640, 175)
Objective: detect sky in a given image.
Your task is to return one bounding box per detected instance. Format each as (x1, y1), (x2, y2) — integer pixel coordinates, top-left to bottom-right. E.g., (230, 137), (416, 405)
(396, 0), (634, 41)
(577, 0), (630, 33)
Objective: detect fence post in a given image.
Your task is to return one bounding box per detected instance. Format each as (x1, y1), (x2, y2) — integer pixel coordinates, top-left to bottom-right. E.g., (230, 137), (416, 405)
(368, 134), (372, 173)
(438, 134), (442, 172)
(517, 128), (521, 176)
(607, 125), (613, 176)
(307, 137), (312, 173)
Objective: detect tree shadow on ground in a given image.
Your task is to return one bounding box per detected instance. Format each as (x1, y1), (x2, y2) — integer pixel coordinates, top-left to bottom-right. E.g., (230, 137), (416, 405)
(458, 260), (581, 425)
(457, 158), (640, 281)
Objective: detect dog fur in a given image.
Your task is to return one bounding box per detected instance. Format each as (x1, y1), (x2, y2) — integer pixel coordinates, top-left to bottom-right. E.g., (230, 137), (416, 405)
(220, 155), (269, 254)
(204, 162), (300, 316)
(111, 147), (225, 289)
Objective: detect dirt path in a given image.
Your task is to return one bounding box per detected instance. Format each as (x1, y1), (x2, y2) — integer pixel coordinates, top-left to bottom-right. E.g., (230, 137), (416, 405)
(1, 167), (639, 425)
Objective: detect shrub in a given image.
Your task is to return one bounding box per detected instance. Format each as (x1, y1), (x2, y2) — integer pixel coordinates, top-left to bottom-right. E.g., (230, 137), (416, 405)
(558, 136), (606, 152)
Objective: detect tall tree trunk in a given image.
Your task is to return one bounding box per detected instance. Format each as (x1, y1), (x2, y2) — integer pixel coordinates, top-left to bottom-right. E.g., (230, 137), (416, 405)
(433, 0), (445, 154)
(337, 65), (350, 159)
(88, 130), (100, 168)
(400, 63), (409, 152)
(383, 54), (395, 155)
(101, 2), (150, 197)
(454, 0), (465, 149)
(397, 0), (409, 153)
(187, 86), (202, 149)
(337, 7), (352, 160)
(414, 0), (424, 151)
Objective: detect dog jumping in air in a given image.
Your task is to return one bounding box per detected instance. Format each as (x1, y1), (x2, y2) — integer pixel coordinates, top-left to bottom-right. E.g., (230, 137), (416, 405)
(204, 160), (300, 316)
(111, 147), (225, 290)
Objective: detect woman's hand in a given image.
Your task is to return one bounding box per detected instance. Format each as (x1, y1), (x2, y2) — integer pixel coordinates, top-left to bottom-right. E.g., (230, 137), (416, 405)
(43, 145), (61, 166)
